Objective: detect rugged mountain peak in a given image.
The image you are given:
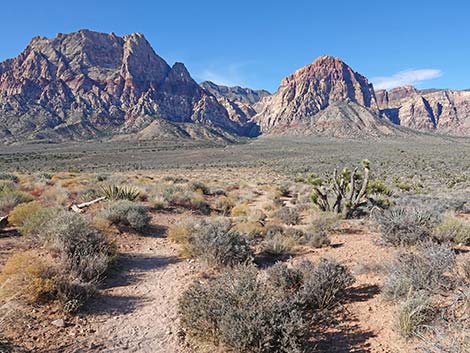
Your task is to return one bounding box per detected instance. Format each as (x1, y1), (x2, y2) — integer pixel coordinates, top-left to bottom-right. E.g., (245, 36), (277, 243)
(0, 30), (248, 142)
(254, 55), (381, 133)
(200, 81), (270, 105)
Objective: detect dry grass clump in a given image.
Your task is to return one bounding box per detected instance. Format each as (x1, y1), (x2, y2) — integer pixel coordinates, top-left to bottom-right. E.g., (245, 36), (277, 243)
(395, 293), (432, 339)
(8, 201), (55, 236)
(230, 202), (250, 217)
(0, 251), (56, 304)
(0, 189), (33, 214)
(232, 221), (266, 239)
(435, 214), (470, 245)
(99, 200), (150, 231)
(213, 195), (235, 215)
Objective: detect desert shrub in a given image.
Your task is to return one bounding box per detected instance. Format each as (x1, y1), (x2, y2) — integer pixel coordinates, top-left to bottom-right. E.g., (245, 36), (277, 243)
(266, 262), (303, 292)
(436, 215), (470, 245)
(249, 209), (267, 223)
(179, 264), (307, 353)
(230, 203), (250, 217)
(45, 212), (114, 282)
(8, 201), (55, 236)
(152, 195), (168, 210)
(213, 195), (235, 215)
(295, 259), (355, 310)
(100, 200), (150, 230)
(265, 224), (286, 238)
(276, 207), (301, 225)
(0, 173), (19, 183)
(396, 293), (432, 338)
(232, 221), (266, 239)
(40, 185), (69, 206)
(186, 219), (253, 267)
(301, 230), (331, 248)
(383, 242), (456, 300)
(167, 219), (199, 256)
(55, 278), (96, 314)
(0, 190), (33, 214)
(462, 258), (470, 280)
(0, 251), (56, 304)
(277, 183), (291, 197)
(374, 207), (439, 246)
(188, 181), (210, 195)
(169, 190), (211, 214)
(99, 184), (140, 201)
(261, 234), (294, 256)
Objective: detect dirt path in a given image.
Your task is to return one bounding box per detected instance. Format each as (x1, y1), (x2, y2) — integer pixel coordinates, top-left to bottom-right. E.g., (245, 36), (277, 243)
(71, 215), (200, 353)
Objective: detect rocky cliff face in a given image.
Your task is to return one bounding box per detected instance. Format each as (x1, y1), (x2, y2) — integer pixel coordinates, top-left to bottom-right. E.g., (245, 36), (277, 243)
(0, 30), (247, 142)
(200, 81), (270, 105)
(253, 56), (393, 135)
(200, 81), (270, 136)
(377, 86), (470, 133)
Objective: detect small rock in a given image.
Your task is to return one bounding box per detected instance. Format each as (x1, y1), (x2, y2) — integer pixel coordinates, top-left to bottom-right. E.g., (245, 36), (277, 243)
(51, 319), (65, 328)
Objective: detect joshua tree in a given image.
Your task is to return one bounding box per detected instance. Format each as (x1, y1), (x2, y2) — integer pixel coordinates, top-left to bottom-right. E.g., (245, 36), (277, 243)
(309, 160), (371, 219)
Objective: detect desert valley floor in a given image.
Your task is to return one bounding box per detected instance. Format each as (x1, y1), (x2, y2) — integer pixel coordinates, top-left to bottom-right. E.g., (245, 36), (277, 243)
(0, 136), (469, 353)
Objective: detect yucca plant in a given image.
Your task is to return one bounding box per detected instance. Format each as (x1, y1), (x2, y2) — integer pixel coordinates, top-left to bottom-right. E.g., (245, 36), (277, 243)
(99, 185), (140, 201)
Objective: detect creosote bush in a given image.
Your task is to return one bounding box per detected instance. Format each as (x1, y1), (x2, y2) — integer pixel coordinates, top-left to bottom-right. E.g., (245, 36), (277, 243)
(45, 211), (115, 283)
(180, 259), (354, 352)
(169, 218), (252, 267)
(383, 242), (456, 300)
(100, 200), (150, 231)
(188, 219), (252, 267)
(179, 264), (307, 353)
(276, 207), (301, 225)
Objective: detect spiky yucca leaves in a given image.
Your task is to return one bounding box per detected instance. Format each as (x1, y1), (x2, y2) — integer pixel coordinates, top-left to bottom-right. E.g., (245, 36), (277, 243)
(99, 184), (140, 201)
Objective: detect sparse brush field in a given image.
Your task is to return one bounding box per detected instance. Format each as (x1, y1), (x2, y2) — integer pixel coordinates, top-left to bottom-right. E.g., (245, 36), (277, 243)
(0, 136), (469, 353)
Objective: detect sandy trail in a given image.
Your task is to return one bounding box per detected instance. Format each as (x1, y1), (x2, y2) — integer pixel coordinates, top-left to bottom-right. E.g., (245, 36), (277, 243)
(72, 215), (200, 353)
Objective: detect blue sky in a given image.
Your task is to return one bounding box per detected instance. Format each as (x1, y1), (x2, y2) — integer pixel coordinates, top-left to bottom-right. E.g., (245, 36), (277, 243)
(1, 0), (469, 92)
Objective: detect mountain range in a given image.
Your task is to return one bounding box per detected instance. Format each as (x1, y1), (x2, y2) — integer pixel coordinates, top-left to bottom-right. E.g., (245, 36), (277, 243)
(1, 29), (470, 143)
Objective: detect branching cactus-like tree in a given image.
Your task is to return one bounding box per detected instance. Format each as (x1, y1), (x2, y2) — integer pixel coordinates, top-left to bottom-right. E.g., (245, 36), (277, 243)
(309, 160), (370, 219)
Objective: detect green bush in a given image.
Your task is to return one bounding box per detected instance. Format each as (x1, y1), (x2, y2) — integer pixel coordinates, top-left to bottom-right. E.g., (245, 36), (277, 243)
(100, 200), (150, 231)
(179, 264), (307, 353)
(0, 190), (33, 214)
(8, 201), (55, 236)
(436, 216), (470, 245)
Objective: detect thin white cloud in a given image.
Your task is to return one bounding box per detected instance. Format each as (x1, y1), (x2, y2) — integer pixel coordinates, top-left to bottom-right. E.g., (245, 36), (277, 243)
(372, 69), (443, 90)
(195, 62), (250, 87)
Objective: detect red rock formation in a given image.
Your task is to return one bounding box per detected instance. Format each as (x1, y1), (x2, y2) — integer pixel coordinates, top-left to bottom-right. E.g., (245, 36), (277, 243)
(0, 30), (244, 142)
